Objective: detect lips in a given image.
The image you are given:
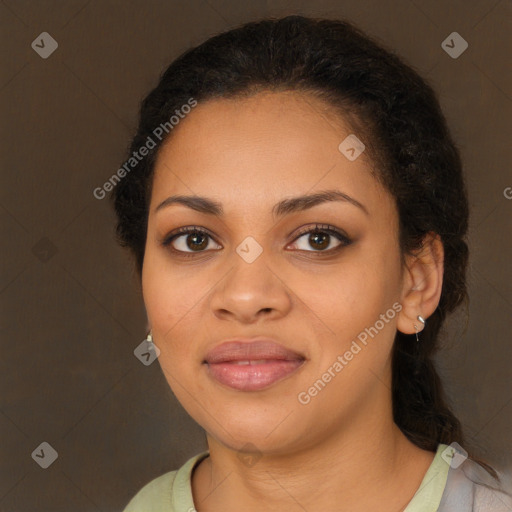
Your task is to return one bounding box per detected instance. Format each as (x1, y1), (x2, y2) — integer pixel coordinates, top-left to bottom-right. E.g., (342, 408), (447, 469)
(204, 339), (304, 364)
(203, 338), (306, 391)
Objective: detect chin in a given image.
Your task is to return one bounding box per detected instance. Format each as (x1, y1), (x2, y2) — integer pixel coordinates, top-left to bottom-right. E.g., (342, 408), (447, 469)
(204, 413), (304, 453)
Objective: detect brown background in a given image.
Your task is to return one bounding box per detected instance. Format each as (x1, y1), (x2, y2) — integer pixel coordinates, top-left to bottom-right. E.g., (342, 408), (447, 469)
(1, 0), (511, 510)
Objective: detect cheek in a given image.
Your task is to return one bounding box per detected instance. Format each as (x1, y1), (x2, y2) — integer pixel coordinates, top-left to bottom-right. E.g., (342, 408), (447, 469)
(143, 248), (203, 321)
(293, 260), (401, 386)
(141, 253), (206, 366)
(279, 252), (400, 339)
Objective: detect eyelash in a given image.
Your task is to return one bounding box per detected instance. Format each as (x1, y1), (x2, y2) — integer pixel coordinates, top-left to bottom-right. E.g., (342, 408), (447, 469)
(161, 224), (352, 258)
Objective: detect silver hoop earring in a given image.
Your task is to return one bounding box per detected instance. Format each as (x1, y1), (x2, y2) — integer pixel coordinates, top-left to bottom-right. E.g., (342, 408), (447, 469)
(414, 315), (426, 342)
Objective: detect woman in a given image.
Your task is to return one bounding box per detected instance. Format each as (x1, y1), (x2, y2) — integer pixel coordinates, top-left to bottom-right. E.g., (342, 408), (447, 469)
(112, 15), (512, 512)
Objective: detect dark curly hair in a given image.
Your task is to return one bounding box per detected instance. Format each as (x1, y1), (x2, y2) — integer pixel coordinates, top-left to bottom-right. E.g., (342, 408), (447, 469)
(111, 15), (499, 480)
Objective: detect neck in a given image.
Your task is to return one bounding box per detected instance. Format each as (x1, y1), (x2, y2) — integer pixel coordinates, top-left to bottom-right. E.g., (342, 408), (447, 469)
(191, 399), (435, 512)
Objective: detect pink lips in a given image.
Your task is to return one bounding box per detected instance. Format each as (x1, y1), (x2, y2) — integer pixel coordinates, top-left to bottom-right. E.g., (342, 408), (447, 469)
(204, 338), (305, 391)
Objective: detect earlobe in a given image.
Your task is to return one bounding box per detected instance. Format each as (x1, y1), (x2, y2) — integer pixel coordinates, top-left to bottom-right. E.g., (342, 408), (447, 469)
(396, 232), (444, 335)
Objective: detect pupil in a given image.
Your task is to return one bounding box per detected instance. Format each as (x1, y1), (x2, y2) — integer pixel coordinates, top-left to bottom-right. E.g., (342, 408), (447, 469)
(310, 232), (328, 250)
(187, 232), (207, 250)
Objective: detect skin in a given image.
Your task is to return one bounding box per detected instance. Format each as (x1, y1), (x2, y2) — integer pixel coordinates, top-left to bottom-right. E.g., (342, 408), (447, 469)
(142, 90), (444, 512)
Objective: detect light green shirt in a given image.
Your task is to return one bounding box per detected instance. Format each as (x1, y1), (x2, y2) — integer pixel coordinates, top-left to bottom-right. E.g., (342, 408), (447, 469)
(122, 443), (510, 511)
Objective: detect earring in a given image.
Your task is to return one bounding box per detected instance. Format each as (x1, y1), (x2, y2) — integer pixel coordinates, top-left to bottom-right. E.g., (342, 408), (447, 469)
(414, 315), (426, 342)
(145, 330), (154, 350)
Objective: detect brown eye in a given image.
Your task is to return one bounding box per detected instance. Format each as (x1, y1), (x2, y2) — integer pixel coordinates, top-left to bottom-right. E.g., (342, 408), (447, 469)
(162, 227), (221, 254)
(289, 224), (352, 253)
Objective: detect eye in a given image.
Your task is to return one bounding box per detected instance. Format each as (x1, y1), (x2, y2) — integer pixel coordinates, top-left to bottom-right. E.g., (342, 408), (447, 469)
(288, 224), (352, 253)
(161, 226), (221, 254)
(161, 223), (352, 257)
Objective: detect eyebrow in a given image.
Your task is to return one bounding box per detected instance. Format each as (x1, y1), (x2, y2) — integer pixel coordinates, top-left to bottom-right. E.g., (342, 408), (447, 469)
(154, 189), (369, 217)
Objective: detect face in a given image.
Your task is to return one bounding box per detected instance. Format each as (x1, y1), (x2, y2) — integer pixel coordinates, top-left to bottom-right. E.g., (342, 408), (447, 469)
(142, 90), (405, 455)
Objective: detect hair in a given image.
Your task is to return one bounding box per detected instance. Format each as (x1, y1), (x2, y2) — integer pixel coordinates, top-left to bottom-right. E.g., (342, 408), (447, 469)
(111, 15), (499, 480)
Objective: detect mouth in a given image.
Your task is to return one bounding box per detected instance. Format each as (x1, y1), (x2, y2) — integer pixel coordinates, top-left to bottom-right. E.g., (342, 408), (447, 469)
(203, 338), (306, 391)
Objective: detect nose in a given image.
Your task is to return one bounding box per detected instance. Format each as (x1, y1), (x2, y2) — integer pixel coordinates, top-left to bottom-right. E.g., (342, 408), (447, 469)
(209, 251), (293, 324)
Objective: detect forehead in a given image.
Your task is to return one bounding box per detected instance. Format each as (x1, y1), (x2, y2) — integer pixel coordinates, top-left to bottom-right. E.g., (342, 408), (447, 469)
(151, 91), (391, 219)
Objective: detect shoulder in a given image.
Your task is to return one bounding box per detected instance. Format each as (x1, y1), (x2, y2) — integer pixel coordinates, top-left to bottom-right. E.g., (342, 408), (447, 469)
(122, 469), (178, 512)
(121, 451), (210, 512)
(473, 484), (512, 512)
(438, 453), (512, 512)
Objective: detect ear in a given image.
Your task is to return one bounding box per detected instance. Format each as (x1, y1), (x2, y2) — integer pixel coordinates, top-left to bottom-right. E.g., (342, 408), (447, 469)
(396, 232), (444, 335)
